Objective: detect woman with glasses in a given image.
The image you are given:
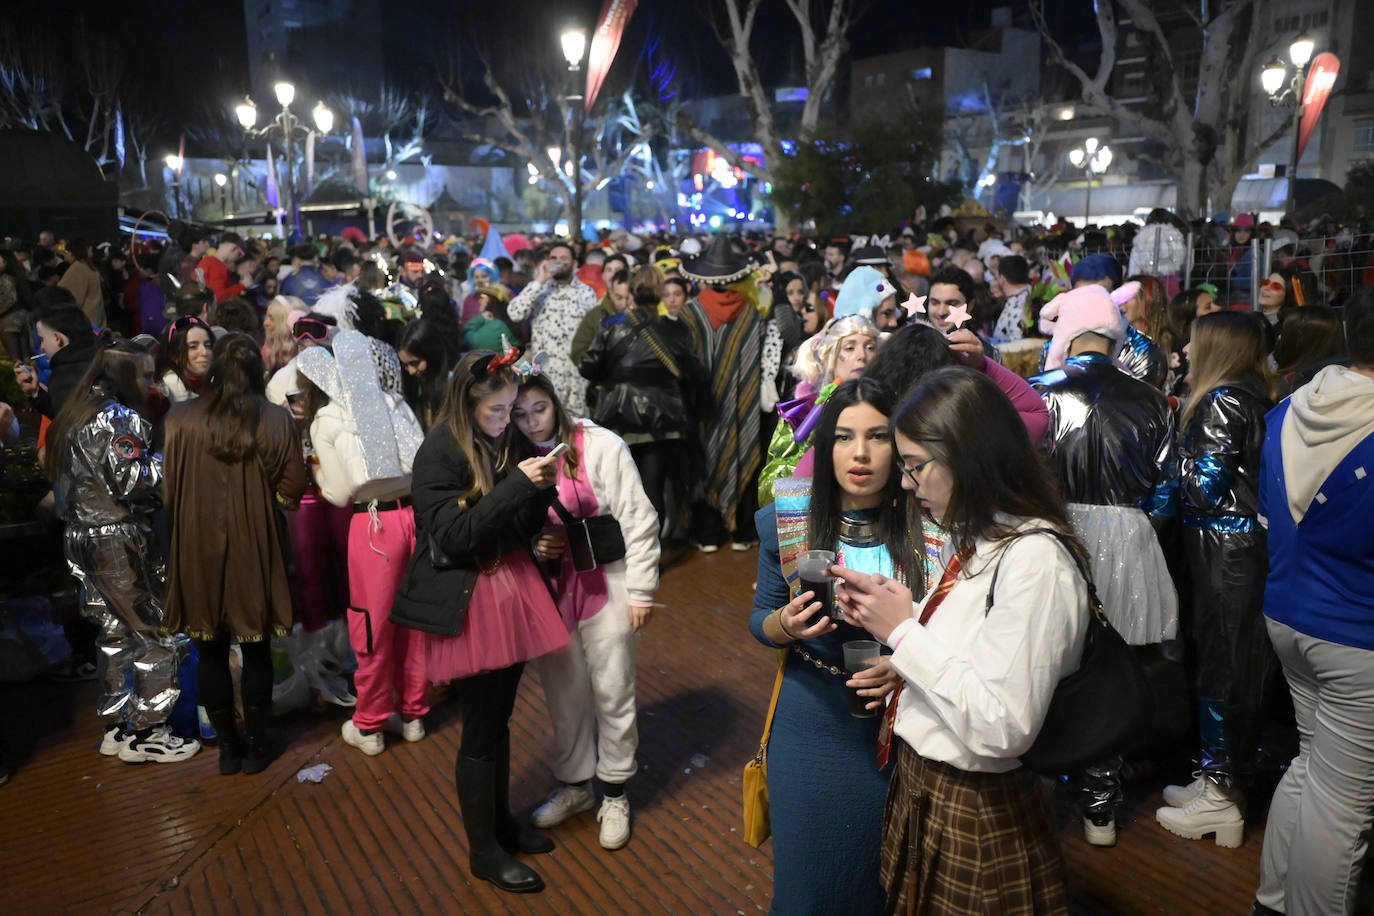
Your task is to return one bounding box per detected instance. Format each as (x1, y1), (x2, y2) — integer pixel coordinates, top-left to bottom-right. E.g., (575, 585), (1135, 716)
(837, 366), (1087, 915)
(750, 376), (944, 916)
(157, 314), (214, 402)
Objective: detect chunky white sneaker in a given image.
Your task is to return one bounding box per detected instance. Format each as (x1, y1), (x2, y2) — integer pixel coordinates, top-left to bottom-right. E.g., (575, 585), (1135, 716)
(531, 783), (595, 828)
(99, 723), (131, 757)
(118, 726), (201, 763)
(697, 543), (720, 554)
(341, 720), (384, 756)
(597, 795), (631, 850)
(1156, 781), (1244, 847)
(1083, 814), (1117, 847)
(1162, 772), (1207, 808)
(730, 541), (757, 552)
(383, 713), (425, 743)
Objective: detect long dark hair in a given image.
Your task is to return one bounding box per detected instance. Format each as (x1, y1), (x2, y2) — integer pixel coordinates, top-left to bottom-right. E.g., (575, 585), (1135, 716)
(156, 315), (214, 382)
(397, 318), (455, 429)
(45, 331), (151, 480)
(514, 373), (583, 480)
(203, 333), (267, 462)
(893, 367), (1075, 565)
(810, 377), (925, 596)
(1275, 305), (1345, 378)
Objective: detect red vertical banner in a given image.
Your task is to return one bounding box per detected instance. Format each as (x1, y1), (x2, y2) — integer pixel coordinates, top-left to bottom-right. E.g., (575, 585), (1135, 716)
(584, 0), (638, 115)
(1296, 52), (1341, 161)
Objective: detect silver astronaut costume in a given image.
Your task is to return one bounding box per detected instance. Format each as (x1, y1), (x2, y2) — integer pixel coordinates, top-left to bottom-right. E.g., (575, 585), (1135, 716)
(1033, 352), (1180, 827)
(56, 399), (181, 730)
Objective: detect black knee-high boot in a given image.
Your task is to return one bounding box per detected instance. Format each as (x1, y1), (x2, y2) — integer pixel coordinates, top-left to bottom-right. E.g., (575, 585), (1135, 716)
(494, 734), (555, 855)
(456, 755), (544, 893)
(241, 704), (277, 775)
(206, 707), (243, 775)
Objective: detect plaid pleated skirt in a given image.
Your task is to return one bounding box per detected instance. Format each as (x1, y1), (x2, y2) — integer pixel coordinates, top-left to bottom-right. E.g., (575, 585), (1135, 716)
(880, 741), (1067, 916)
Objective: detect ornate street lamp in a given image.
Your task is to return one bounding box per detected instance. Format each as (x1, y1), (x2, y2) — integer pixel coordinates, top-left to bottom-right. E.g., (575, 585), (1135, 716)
(1261, 34), (1318, 216)
(561, 27), (587, 243)
(233, 81), (334, 233)
(1068, 138), (1112, 226)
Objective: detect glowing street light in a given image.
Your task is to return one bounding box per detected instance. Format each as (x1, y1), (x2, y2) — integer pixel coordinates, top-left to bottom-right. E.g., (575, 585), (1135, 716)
(164, 154), (182, 171)
(560, 28), (586, 69)
(213, 172), (227, 187)
(1260, 33), (1322, 215)
(312, 101), (334, 134)
(1068, 138), (1112, 225)
(274, 81), (296, 107)
(235, 97), (258, 129)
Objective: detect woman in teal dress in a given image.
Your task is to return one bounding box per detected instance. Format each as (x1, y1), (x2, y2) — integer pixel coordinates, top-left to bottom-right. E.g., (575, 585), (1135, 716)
(750, 377), (946, 915)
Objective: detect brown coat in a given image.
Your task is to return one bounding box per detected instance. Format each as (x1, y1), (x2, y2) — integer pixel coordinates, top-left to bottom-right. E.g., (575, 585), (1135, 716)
(59, 260), (105, 328)
(162, 397), (308, 640)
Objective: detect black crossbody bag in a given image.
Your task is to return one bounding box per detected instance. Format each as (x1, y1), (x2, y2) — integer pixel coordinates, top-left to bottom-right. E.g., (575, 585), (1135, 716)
(984, 527), (1152, 775)
(551, 495), (626, 573)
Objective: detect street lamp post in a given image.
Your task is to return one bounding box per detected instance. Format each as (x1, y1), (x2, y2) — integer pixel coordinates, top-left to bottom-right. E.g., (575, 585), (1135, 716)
(1068, 138), (1113, 227)
(234, 82), (333, 235)
(561, 27), (587, 244)
(1261, 34), (1317, 217)
(214, 172), (228, 217)
(164, 154), (184, 219)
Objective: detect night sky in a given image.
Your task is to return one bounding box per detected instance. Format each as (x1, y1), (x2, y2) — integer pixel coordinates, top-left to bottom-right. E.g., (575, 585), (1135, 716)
(30, 0), (1093, 149)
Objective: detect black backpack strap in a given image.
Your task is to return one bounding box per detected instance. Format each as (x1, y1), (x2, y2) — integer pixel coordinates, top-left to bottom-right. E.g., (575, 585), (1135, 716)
(983, 527), (1103, 618)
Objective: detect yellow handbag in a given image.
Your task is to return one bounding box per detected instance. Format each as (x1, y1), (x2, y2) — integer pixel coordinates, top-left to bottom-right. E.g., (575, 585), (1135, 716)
(742, 650), (787, 848)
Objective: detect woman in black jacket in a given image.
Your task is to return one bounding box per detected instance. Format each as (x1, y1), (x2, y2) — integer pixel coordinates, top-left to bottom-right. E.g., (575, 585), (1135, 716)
(390, 348), (567, 894)
(578, 266), (705, 528)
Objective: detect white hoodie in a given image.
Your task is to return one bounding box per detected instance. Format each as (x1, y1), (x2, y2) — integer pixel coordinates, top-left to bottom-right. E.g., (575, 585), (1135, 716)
(1280, 365), (1374, 523)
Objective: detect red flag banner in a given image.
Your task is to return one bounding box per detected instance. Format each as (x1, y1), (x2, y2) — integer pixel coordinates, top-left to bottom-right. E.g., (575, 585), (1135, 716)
(584, 0), (638, 115)
(1296, 53), (1341, 162)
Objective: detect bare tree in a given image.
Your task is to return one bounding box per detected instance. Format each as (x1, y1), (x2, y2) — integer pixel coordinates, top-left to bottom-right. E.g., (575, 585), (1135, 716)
(1032, 0), (1289, 218)
(436, 48), (662, 225)
(676, 0), (866, 204)
(943, 82), (1038, 195)
(332, 83), (434, 168)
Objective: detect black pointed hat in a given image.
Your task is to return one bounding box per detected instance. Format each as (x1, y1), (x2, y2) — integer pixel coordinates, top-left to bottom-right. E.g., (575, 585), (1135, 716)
(679, 235), (756, 286)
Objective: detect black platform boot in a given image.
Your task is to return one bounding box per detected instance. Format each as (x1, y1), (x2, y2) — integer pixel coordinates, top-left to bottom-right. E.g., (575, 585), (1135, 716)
(456, 755), (545, 893)
(205, 707), (243, 775)
(241, 704), (277, 775)
(494, 734), (555, 855)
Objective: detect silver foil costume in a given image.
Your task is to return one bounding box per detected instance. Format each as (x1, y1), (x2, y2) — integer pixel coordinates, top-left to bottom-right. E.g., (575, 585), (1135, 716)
(1033, 352), (1180, 823)
(1179, 378), (1279, 788)
(1117, 325), (1170, 391)
(56, 399), (181, 730)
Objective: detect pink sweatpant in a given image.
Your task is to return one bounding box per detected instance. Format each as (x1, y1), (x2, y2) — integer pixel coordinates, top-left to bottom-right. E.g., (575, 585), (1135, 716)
(347, 505), (429, 731)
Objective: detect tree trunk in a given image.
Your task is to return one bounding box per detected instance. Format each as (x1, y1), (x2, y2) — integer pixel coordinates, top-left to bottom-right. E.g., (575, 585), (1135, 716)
(1177, 155), (1206, 219)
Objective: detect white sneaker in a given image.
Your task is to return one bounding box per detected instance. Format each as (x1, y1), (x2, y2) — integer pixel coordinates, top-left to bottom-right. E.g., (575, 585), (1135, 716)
(341, 720), (384, 756)
(118, 726), (201, 763)
(1083, 814), (1117, 847)
(1162, 772), (1207, 808)
(1156, 781), (1244, 847)
(531, 783), (595, 828)
(99, 723), (131, 757)
(383, 713), (425, 743)
(730, 541), (756, 552)
(697, 543), (720, 554)
(597, 795), (631, 850)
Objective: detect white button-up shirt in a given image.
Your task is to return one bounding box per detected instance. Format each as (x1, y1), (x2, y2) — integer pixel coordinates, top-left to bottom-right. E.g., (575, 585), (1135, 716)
(885, 522), (1087, 773)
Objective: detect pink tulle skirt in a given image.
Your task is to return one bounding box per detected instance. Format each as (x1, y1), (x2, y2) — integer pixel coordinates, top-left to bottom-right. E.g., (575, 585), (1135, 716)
(425, 550), (570, 682)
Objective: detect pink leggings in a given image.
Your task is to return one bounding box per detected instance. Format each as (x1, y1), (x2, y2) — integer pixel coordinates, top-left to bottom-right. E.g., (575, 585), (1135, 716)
(347, 505), (429, 732)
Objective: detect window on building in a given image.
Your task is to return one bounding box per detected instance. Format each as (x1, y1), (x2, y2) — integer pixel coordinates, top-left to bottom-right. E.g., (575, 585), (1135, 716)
(864, 74), (873, 88)
(1354, 120), (1374, 154)
(876, 73), (885, 87)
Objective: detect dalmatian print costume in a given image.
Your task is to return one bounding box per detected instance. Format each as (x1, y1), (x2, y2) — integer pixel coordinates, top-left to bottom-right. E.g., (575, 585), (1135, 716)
(508, 277), (600, 417)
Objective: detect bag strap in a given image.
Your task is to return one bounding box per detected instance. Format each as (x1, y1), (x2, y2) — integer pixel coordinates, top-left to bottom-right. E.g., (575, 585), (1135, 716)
(627, 311), (683, 379)
(753, 650), (787, 760)
(983, 527), (1106, 623)
(550, 495), (580, 526)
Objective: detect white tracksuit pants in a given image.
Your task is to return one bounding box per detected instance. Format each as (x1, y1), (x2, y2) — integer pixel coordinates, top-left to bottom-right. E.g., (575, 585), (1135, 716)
(533, 602), (639, 785)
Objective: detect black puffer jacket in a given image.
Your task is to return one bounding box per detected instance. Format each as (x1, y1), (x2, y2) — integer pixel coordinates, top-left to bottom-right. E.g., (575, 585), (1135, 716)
(578, 309), (704, 440)
(390, 424), (556, 637)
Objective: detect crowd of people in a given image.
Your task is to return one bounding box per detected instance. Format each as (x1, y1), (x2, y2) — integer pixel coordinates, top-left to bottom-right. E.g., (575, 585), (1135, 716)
(0, 207), (1371, 915)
